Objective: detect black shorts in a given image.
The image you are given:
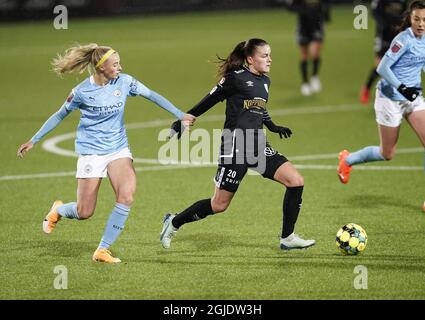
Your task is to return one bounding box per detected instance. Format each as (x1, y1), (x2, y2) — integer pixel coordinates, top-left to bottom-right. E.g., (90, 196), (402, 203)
(213, 143), (288, 193)
(297, 22), (324, 46)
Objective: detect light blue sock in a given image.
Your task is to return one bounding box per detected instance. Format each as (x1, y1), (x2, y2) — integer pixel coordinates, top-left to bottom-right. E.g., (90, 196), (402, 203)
(57, 202), (79, 219)
(98, 203), (130, 250)
(346, 146), (385, 166)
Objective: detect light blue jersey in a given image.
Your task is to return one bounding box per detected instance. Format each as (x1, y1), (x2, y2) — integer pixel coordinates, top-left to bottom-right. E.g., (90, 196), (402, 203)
(377, 28), (425, 101)
(31, 73), (185, 154)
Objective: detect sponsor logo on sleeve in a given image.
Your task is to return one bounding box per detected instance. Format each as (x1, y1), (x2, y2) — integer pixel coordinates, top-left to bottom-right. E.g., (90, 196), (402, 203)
(391, 41), (403, 53)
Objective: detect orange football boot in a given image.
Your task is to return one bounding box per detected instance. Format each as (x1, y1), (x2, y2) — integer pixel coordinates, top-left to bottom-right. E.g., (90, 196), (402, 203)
(42, 200), (63, 234)
(338, 150), (352, 184)
(360, 86), (370, 105)
(92, 248), (121, 263)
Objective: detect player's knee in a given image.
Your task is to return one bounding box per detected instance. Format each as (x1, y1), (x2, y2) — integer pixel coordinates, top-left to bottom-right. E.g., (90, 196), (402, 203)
(117, 196), (134, 207)
(311, 51), (321, 60)
(76, 206), (95, 220)
(116, 191), (134, 207)
(211, 200), (230, 213)
(286, 175), (304, 188)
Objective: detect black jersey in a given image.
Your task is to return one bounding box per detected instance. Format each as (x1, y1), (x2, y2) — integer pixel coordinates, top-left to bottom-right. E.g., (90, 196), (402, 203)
(186, 66), (288, 181)
(188, 66), (271, 131)
(372, 0), (407, 41)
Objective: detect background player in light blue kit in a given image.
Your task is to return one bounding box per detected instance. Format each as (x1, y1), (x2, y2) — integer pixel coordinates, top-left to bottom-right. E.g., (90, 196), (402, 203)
(17, 43), (196, 263)
(338, 1), (425, 211)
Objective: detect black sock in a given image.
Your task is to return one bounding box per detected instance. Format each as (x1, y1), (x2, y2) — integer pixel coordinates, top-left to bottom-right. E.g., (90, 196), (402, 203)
(312, 58), (321, 76)
(281, 186), (304, 238)
(300, 60), (308, 83)
(172, 199), (214, 229)
(366, 68), (379, 90)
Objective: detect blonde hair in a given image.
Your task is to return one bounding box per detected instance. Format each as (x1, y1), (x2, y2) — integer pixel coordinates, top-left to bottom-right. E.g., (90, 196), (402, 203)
(51, 43), (114, 76)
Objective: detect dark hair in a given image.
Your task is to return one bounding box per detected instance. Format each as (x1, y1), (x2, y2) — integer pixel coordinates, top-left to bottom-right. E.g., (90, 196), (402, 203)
(216, 38), (269, 78)
(396, 0), (425, 33)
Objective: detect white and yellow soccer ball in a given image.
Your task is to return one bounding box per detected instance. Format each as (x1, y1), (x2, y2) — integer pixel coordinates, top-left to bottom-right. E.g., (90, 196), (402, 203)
(336, 223), (367, 255)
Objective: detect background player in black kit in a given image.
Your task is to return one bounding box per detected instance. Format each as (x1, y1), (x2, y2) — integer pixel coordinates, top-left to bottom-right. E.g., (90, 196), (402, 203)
(359, 0), (408, 104)
(160, 38), (315, 251)
(284, 0), (330, 96)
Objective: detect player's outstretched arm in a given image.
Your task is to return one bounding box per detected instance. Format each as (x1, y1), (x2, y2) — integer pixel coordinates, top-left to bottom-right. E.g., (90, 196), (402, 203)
(17, 104), (71, 158)
(127, 76), (187, 121)
(167, 91), (222, 140)
(167, 73), (236, 139)
(167, 90), (226, 140)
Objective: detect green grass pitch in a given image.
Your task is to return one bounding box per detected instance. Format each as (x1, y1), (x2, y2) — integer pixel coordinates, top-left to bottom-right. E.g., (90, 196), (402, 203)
(0, 6), (424, 299)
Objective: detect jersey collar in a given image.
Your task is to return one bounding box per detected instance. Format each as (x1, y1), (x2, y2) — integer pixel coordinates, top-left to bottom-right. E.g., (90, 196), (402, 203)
(90, 75), (115, 87)
(243, 65), (265, 79)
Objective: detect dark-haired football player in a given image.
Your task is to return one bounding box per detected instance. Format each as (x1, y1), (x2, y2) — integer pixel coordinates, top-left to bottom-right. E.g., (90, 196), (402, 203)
(161, 39), (315, 250)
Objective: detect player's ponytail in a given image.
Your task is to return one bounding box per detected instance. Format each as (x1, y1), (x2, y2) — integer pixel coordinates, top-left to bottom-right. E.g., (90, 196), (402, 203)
(217, 38), (268, 78)
(51, 43), (113, 76)
(396, 0), (425, 33)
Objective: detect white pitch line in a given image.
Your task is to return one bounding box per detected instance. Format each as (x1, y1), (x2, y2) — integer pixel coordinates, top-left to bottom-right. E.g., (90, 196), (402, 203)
(0, 171), (76, 181)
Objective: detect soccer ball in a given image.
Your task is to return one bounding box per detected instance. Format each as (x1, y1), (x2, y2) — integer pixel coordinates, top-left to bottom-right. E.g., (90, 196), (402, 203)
(336, 223), (367, 255)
